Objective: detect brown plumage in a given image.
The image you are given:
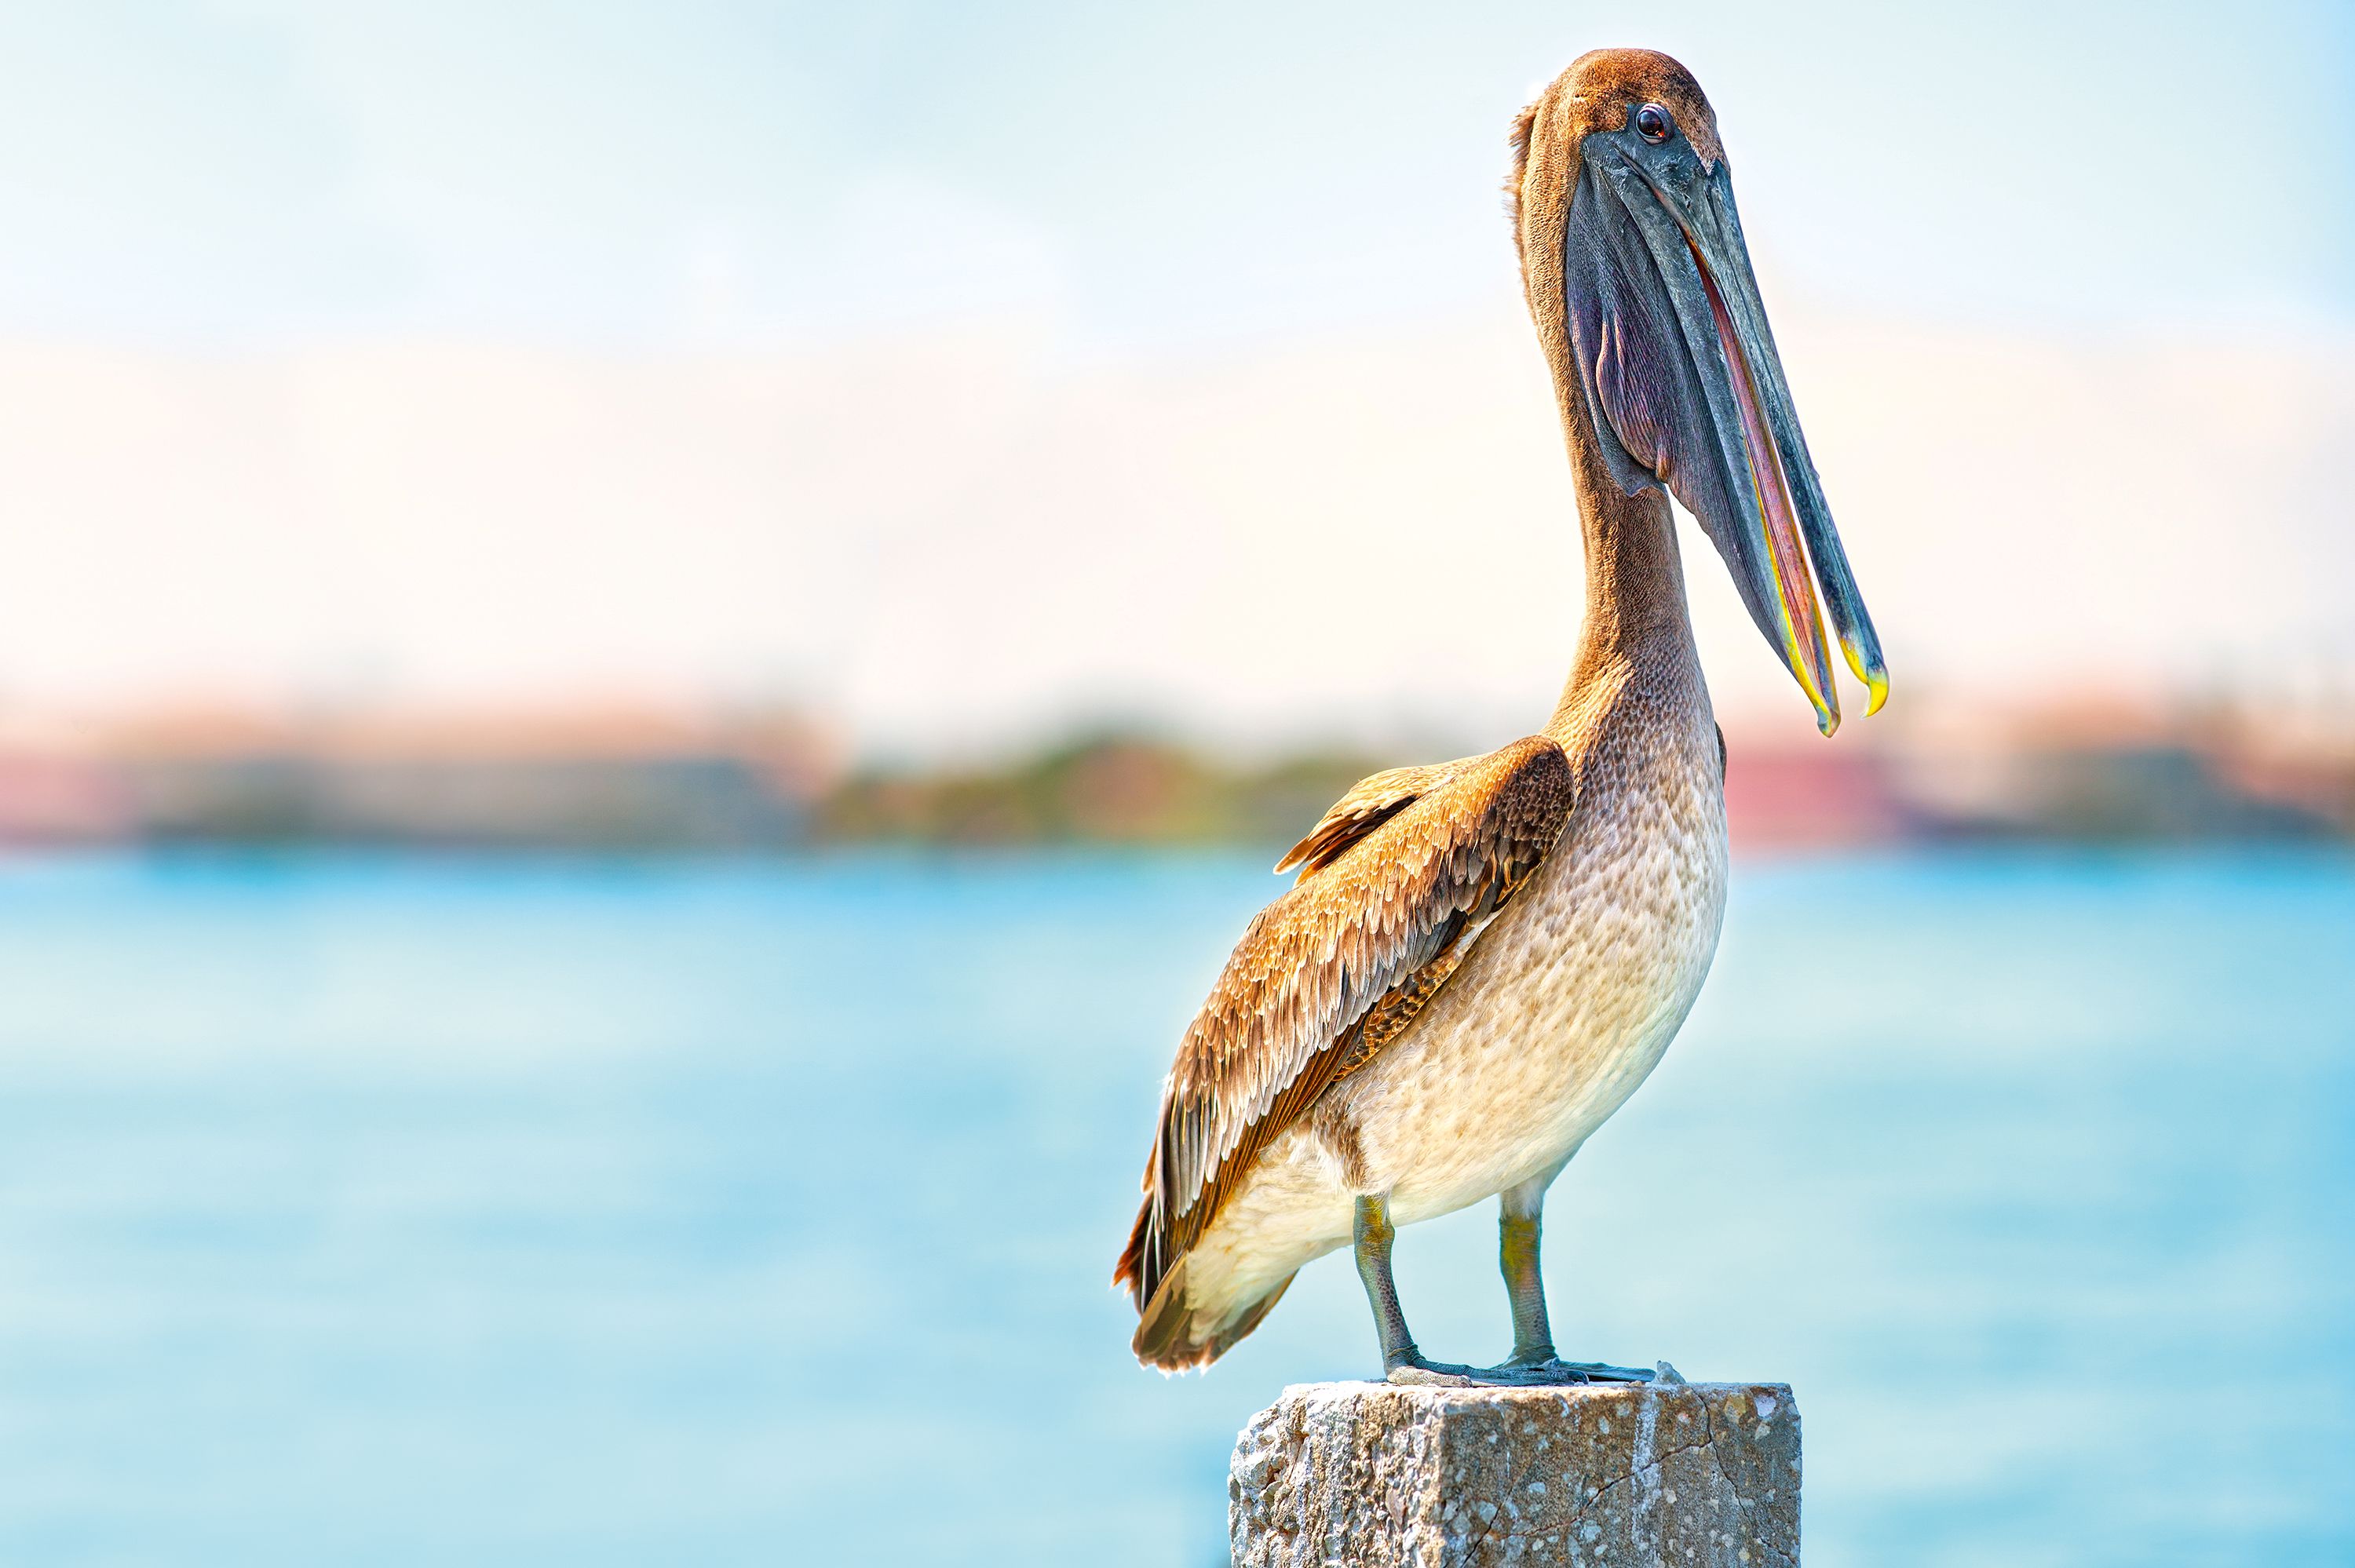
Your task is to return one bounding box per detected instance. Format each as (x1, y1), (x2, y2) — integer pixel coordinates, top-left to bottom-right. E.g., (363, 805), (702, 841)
(1115, 737), (1575, 1360)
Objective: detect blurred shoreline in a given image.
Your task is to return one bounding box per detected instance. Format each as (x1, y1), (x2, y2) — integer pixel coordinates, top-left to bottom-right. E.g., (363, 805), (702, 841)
(0, 687), (2350, 854)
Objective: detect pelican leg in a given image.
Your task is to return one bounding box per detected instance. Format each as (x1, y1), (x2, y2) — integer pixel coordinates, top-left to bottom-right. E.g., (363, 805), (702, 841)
(1358, 1189), (1655, 1386)
(1356, 1194), (1479, 1384)
(1498, 1180), (1557, 1366)
(1484, 1174), (1654, 1385)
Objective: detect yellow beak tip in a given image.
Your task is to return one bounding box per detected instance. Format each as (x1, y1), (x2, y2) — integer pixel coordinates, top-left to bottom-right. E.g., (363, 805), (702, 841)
(1864, 670), (1889, 716)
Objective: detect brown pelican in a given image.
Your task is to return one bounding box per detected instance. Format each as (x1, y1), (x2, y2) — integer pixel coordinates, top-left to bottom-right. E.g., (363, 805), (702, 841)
(1114, 49), (1887, 1384)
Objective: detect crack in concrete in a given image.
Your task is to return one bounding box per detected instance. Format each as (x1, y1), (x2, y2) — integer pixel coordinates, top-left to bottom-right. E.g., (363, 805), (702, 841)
(1705, 1437), (1798, 1568)
(1564, 1399), (1718, 1533)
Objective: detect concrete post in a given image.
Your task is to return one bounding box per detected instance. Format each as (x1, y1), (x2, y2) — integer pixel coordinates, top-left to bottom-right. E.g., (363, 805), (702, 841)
(1229, 1377), (1798, 1566)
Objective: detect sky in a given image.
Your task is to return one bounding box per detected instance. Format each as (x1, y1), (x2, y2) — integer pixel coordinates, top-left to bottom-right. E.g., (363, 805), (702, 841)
(0, 2), (2349, 751)
(4, 0), (2349, 348)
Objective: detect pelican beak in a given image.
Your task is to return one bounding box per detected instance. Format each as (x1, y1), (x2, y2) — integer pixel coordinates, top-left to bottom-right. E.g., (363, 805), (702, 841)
(1562, 117), (1886, 734)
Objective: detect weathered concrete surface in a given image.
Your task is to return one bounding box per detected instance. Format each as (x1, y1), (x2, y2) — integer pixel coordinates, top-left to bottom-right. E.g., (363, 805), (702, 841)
(1229, 1379), (1798, 1567)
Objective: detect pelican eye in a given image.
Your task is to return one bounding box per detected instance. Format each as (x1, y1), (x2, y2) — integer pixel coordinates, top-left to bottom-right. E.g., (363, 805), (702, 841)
(1634, 103), (1672, 144)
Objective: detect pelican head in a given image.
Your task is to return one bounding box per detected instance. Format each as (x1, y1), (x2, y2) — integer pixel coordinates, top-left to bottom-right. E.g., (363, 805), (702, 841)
(1513, 49), (1886, 734)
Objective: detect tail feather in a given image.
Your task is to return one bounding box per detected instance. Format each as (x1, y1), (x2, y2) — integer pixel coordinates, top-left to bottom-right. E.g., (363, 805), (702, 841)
(1130, 1254), (1295, 1371)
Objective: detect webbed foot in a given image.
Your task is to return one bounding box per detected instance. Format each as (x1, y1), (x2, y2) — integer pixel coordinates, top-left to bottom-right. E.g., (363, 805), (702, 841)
(1384, 1354), (1482, 1387)
(1488, 1357), (1656, 1384)
(1384, 1352), (1657, 1387)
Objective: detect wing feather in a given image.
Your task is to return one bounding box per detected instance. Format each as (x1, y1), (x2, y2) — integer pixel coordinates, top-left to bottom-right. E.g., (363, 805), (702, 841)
(1272, 758), (1465, 877)
(1116, 735), (1575, 1315)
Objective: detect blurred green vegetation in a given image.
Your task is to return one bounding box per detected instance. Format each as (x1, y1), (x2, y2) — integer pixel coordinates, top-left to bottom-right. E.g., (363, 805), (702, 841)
(812, 731), (1385, 850)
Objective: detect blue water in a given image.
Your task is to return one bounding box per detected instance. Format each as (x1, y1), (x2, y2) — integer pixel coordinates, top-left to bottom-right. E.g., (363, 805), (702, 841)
(0, 849), (2350, 1566)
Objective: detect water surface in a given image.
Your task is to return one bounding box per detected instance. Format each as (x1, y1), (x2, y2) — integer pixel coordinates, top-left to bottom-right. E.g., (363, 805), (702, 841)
(0, 848), (2349, 1565)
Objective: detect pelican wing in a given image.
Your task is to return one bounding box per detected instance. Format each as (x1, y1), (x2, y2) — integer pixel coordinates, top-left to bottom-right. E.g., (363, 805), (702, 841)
(1116, 735), (1575, 1318)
